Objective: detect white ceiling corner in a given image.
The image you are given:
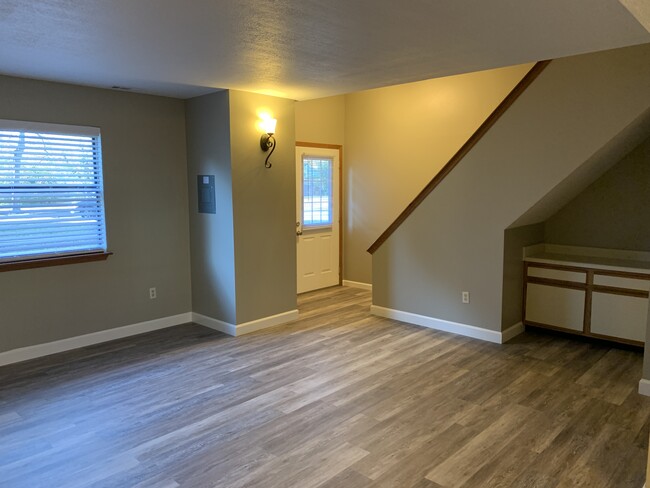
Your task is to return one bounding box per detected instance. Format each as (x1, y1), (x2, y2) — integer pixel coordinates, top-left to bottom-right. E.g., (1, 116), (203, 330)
(619, 0), (650, 33)
(0, 0), (649, 100)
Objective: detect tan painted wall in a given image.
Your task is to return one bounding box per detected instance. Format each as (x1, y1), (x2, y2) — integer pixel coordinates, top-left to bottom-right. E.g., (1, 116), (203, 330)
(294, 68), (531, 286)
(373, 44), (650, 332)
(229, 90), (297, 323)
(295, 95), (345, 146)
(0, 76), (192, 352)
(343, 64), (533, 284)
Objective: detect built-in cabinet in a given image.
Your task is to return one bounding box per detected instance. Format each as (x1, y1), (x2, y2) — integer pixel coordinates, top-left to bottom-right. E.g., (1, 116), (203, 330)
(523, 245), (650, 346)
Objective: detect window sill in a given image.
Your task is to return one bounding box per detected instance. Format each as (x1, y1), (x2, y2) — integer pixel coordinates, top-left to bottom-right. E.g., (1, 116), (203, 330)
(0, 251), (113, 272)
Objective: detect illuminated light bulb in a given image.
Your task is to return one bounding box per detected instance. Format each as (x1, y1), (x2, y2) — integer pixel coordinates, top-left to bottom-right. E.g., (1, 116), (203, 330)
(260, 117), (277, 135)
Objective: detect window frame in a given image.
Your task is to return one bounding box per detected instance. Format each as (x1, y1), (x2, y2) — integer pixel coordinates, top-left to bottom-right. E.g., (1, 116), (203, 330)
(0, 119), (111, 272)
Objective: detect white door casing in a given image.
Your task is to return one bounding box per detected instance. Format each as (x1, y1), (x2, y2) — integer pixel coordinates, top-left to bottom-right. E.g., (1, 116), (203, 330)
(296, 146), (340, 293)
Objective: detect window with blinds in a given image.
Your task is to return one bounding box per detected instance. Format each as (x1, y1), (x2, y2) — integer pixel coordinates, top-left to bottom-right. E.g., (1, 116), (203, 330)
(0, 120), (107, 263)
(302, 156), (333, 227)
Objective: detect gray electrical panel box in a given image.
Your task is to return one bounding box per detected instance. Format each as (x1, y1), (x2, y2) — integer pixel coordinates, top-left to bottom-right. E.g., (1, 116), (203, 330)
(197, 175), (216, 214)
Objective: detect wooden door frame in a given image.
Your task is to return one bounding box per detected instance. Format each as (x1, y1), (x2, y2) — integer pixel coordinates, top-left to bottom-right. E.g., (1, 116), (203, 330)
(296, 141), (343, 286)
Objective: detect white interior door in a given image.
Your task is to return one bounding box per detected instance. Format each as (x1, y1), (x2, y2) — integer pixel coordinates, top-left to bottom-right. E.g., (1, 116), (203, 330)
(296, 146), (340, 293)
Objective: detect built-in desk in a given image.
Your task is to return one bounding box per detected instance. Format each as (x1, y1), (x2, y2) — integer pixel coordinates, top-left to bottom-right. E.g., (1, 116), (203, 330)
(523, 245), (650, 346)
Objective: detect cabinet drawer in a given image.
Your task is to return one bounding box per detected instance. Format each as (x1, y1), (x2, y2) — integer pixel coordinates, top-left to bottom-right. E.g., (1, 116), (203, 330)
(591, 292), (648, 343)
(525, 283), (585, 331)
(527, 266), (586, 283)
(593, 274), (650, 292)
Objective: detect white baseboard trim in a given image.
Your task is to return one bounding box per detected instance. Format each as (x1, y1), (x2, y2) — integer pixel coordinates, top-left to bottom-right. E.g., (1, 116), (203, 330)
(192, 313), (237, 336)
(502, 322), (525, 343)
(0, 308), (301, 368)
(638, 379), (650, 397)
(370, 305), (517, 344)
(236, 309), (299, 335)
(193, 309), (299, 337)
(0, 313), (193, 367)
(342, 280), (372, 291)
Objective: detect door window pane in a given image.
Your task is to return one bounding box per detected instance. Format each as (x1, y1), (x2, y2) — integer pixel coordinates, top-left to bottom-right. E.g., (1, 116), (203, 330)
(302, 156), (332, 227)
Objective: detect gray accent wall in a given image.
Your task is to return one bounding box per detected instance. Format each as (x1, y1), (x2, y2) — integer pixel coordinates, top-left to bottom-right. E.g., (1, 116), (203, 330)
(0, 75), (192, 353)
(372, 44), (650, 333)
(545, 134), (650, 251)
(185, 91), (237, 324)
(185, 90), (297, 326)
(501, 223), (545, 329)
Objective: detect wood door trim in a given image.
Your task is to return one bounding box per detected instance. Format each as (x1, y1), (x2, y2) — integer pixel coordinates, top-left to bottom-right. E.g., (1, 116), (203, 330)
(528, 262), (650, 280)
(586, 332), (643, 348)
(592, 286), (649, 299)
(524, 322), (643, 348)
(525, 320), (586, 336)
(584, 270), (594, 335)
(296, 142), (343, 286)
(296, 141), (342, 150)
(526, 277), (587, 291)
(593, 269), (650, 280)
(526, 262), (591, 274)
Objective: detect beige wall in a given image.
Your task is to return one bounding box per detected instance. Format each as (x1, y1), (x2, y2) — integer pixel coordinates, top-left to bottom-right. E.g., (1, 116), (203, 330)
(343, 64), (533, 284)
(0, 76), (192, 352)
(229, 90), (297, 323)
(545, 134), (650, 251)
(373, 44), (650, 332)
(294, 67), (531, 286)
(295, 95), (345, 146)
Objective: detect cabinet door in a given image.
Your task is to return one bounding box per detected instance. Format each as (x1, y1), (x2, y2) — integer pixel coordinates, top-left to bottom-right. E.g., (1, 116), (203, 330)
(525, 283), (585, 331)
(591, 292), (648, 343)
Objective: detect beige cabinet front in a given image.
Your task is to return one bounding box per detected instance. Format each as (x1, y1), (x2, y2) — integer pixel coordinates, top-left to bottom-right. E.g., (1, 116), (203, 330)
(591, 292), (648, 343)
(525, 283), (585, 332)
(524, 261), (650, 345)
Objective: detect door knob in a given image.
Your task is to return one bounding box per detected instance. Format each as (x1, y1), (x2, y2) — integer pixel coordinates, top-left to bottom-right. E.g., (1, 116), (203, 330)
(296, 221), (303, 236)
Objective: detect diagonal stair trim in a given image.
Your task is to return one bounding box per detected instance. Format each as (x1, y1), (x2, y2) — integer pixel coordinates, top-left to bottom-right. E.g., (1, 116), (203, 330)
(367, 60), (551, 254)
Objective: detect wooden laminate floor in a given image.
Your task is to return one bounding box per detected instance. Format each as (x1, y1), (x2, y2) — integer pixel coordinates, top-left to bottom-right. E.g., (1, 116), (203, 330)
(1, 286), (649, 487)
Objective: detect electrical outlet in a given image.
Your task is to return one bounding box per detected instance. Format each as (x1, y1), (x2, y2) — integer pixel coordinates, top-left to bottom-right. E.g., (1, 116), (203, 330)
(149, 287), (157, 299)
(462, 291), (470, 304)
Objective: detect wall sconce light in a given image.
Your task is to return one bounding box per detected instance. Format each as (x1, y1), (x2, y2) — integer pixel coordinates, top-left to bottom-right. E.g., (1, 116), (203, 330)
(260, 118), (277, 169)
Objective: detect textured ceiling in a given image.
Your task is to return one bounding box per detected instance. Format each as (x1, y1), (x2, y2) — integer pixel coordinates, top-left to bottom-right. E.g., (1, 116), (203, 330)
(0, 0), (649, 100)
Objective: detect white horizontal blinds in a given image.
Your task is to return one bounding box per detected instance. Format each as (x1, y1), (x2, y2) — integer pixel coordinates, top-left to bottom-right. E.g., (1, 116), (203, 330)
(0, 120), (107, 262)
(302, 156), (333, 227)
